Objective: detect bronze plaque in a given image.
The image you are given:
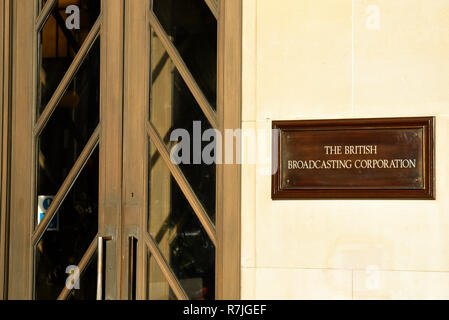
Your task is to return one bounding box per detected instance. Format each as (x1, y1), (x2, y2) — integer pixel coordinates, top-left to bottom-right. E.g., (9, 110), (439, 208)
(272, 117), (435, 199)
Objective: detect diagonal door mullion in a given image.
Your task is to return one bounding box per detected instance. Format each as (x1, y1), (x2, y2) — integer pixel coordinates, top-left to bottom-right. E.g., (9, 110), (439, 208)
(32, 125), (100, 245)
(204, 0), (219, 20)
(146, 121), (217, 246)
(144, 232), (188, 300)
(148, 9), (218, 130)
(34, 15), (101, 137)
(36, 0), (57, 32)
(56, 234), (99, 300)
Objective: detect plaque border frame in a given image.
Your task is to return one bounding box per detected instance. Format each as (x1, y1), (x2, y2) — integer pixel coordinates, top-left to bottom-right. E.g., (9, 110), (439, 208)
(272, 117), (435, 200)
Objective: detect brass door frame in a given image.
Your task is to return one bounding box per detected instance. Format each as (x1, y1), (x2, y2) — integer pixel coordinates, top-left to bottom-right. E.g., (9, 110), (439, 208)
(7, 0), (124, 299)
(8, 0), (36, 299)
(122, 0), (242, 300)
(0, 0), (12, 301)
(4, 0), (241, 300)
(97, 0), (125, 300)
(217, 0), (242, 299)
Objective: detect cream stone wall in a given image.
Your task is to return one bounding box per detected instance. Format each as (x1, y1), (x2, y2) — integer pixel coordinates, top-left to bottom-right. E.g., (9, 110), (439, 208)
(241, 0), (449, 299)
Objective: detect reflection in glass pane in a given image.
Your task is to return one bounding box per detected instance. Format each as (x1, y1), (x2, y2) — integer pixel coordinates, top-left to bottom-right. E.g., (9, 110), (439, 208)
(147, 252), (176, 300)
(37, 38), (100, 198)
(150, 33), (216, 222)
(148, 143), (215, 300)
(38, 0), (100, 115)
(34, 149), (99, 300)
(67, 255), (97, 300)
(152, 0), (217, 109)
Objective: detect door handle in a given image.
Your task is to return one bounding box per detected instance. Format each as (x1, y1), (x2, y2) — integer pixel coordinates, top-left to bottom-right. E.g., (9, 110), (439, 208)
(97, 236), (112, 300)
(128, 236), (138, 300)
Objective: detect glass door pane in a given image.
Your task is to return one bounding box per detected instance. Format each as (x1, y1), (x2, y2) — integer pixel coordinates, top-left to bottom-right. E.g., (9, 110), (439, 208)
(33, 0), (102, 300)
(145, 0), (219, 300)
(148, 142), (215, 300)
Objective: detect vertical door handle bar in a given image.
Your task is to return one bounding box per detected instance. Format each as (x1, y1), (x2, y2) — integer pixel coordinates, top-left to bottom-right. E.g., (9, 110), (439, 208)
(97, 236), (112, 300)
(128, 236), (138, 300)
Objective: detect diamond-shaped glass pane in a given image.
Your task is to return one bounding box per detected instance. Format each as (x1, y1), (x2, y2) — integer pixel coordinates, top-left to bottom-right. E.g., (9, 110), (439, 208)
(37, 38), (100, 198)
(152, 0), (217, 110)
(38, 0), (100, 115)
(150, 33), (216, 223)
(148, 142), (215, 300)
(34, 149), (99, 300)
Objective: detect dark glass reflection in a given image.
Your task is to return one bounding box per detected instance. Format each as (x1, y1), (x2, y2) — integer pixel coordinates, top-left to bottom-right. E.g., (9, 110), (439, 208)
(148, 143), (215, 300)
(37, 38), (100, 197)
(35, 149), (99, 300)
(152, 0), (217, 110)
(150, 33), (216, 222)
(38, 0), (100, 115)
(67, 255), (98, 300)
(35, 0), (100, 301)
